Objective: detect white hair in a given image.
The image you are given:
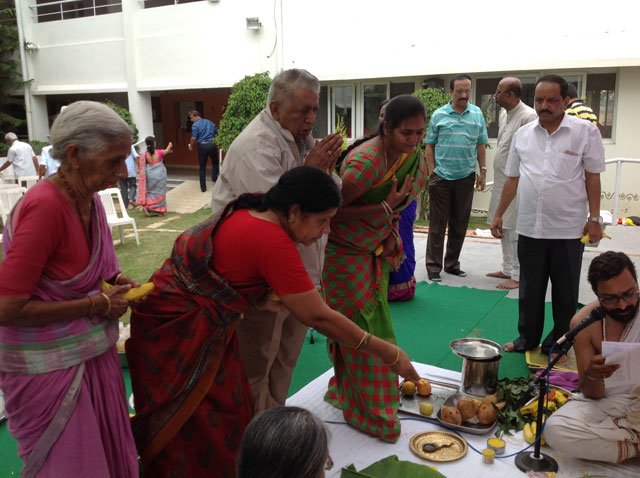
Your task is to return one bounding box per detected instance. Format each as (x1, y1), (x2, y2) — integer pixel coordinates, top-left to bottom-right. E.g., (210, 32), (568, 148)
(49, 101), (132, 162)
(267, 69), (320, 106)
(5, 132), (18, 141)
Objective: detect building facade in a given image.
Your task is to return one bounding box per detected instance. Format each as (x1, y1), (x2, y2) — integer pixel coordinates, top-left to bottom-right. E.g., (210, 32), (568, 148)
(14, 0), (640, 214)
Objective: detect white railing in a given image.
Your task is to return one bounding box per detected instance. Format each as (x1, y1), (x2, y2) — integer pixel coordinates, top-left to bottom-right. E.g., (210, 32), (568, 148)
(606, 158), (640, 225)
(29, 0), (122, 22)
(482, 158), (640, 225)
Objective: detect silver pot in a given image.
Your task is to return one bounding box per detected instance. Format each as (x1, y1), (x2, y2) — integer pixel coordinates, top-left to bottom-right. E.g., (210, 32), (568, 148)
(450, 338), (502, 397)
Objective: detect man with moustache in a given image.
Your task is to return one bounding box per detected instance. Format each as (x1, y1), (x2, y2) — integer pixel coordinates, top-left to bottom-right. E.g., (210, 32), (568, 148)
(491, 74), (605, 356)
(425, 74), (488, 282)
(211, 68), (343, 413)
(545, 251), (640, 463)
(486, 77), (537, 290)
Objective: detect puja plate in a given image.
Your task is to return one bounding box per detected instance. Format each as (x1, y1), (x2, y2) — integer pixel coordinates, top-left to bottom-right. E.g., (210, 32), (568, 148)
(523, 385), (574, 409)
(398, 378), (459, 422)
(436, 392), (497, 435)
(409, 431), (468, 462)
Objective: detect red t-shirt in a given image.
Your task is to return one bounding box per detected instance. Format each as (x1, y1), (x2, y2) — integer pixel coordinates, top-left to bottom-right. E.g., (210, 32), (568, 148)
(212, 209), (314, 297)
(0, 181), (91, 298)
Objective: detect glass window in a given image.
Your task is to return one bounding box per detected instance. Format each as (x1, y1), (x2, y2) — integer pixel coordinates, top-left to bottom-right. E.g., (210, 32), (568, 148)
(390, 82), (415, 98)
(363, 84), (387, 137)
(331, 86), (353, 139)
(586, 73), (615, 139)
(475, 77), (502, 138)
(315, 86), (328, 138)
(36, 0), (122, 23)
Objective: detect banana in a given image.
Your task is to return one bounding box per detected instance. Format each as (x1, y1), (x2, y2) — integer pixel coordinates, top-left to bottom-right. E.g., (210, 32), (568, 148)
(581, 232), (612, 244)
(101, 280), (154, 300)
(530, 422), (546, 446)
(267, 291), (280, 302)
(374, 245), (384, 256)
(523, 423), (535, 444)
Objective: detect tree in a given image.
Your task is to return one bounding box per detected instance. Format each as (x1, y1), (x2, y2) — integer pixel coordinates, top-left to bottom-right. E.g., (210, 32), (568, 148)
(0, 3), (25, 155)
(216, 72), (271, 151)
(106, 100), (139, 143)
(412, 87), (451, 220)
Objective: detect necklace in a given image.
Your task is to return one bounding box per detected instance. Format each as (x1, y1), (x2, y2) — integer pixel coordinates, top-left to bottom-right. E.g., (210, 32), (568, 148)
(58, 169), (91, 238)
(57, 168), (76, 199)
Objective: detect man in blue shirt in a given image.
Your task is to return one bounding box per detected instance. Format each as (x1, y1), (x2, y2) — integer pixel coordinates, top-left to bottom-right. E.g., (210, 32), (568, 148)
(188, 110), (219, 192)
(119, 144), (139, 208)
(425, 74), (488, 282)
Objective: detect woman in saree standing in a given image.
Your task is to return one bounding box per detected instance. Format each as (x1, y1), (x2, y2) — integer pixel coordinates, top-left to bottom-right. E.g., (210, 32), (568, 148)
(126, 166), (419, 478)
(0, 101), (139, 477)
(323, 95), (428, 443)
(138, 135), (171, 216)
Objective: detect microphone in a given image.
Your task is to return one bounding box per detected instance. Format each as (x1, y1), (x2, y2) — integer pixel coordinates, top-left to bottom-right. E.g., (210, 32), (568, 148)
(555, 307), (606, 346)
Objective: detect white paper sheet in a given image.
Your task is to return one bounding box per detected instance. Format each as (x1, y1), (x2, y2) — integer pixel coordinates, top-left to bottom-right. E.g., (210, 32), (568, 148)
(604, 343), (640, 387)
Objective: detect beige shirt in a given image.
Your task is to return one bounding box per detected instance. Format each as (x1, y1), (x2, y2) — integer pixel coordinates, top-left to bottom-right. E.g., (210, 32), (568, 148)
(487, 101), (537, 228)
(211, 108), (336, 287)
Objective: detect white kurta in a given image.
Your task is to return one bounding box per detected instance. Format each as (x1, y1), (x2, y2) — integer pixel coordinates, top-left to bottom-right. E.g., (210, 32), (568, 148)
(487, 101), (537, 228)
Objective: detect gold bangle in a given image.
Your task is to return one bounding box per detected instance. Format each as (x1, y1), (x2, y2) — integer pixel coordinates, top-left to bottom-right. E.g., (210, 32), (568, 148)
(387, 347), (401, 367)
(354, 331), (368, 350)
(361, 332), (372, 349)
(99, 292), (111, 316)
(89, 295), (96, 316)
(114, 273), (123, 285)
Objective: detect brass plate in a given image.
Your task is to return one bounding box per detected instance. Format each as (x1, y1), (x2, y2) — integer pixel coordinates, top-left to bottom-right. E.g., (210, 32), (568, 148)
(409, 431), (468, 462)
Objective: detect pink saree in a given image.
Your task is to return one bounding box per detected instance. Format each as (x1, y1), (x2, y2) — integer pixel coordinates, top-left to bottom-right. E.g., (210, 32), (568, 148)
(0, 191), (138, 477)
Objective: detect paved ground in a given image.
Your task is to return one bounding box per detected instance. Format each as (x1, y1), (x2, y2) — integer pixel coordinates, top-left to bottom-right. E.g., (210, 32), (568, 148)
(413, 225), (640, 307)
(165, 166), (213, 214)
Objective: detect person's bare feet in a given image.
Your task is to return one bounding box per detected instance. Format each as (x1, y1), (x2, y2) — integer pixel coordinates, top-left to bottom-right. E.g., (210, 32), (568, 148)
(142, 207), (150, 217)
(497, 279), (519, 290)
(502, 342), (516, 352)
(487, 271), (511, 279)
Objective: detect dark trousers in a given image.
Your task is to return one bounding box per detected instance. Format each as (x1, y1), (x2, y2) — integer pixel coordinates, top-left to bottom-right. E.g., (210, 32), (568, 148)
(514, 235), (584, 354)
(197, 142), (218, 192)
(118, 177), (137, 208)
(426, 172), (476, 273)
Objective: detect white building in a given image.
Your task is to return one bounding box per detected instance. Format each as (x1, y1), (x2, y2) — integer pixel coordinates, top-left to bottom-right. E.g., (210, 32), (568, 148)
(14, 0), (640, 215)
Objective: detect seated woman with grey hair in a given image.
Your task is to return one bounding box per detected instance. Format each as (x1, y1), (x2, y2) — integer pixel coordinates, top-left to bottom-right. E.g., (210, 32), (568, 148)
(237, 406), (331, 478)
(0, 101), (140, 477)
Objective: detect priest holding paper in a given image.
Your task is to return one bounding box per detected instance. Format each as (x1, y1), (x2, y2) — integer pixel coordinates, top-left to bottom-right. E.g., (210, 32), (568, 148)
(545, 251), (640, 463)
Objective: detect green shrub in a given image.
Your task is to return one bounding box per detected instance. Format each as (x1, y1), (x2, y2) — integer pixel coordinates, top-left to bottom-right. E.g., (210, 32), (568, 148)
(216, 72), (271, 151)
(106, 100), (139, 143)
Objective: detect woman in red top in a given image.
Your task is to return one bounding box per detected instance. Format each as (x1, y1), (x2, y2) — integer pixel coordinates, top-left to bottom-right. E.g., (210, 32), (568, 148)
(126, 166), (419, 478)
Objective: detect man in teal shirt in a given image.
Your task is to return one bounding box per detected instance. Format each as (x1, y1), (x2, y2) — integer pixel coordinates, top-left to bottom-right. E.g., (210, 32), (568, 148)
(425, 74), (488, 282)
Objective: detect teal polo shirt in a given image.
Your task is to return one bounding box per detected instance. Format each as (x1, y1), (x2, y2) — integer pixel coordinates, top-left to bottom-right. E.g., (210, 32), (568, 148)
(425, 101), (488, 180)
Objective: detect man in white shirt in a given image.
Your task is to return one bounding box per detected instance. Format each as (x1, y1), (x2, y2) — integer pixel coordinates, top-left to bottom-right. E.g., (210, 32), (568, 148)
(486, 77), (538, 290)
(40, 145), (60, 177)
(1, 133), (38, 181)
(211, 69), (343, 413)
(490, 74), (605, 356)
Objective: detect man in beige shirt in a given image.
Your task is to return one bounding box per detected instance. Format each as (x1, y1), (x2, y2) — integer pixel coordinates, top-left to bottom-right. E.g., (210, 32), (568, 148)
(211, 69), (343, 413)
(486, 77), (537, 290)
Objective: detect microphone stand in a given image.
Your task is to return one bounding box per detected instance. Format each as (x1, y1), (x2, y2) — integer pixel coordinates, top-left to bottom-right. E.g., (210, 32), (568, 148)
(514, 340), (572, 473)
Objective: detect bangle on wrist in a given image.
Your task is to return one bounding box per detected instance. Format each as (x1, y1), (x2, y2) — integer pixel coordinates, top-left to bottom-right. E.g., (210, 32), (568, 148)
(99, 292), (112, 316)
(387, 347), (401, 367)
(88, 295), (96, 316)
(381, 200), (393, 215)
(114, 273), (123, 285)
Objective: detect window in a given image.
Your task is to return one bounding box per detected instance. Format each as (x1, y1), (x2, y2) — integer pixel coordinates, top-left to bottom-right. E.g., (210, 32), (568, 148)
(330, 85), (354, 139)
(143, 0), (202, 9)
(586, 73), (615, 139)
(35, 0), (122, 23)
(363, 84), (387, 137)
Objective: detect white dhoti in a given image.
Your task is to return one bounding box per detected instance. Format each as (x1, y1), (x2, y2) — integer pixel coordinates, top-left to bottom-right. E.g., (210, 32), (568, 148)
(500, 228), (519, 281)
(545, 390), (640, 463)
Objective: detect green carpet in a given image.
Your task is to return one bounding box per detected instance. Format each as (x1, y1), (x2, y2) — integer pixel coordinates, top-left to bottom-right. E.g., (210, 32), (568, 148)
(0, 283), (553, 475)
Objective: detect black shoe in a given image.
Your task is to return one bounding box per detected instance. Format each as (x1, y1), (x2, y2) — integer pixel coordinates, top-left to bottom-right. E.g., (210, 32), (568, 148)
(428, 272), (442, 282)
(445, 268), (467, 277)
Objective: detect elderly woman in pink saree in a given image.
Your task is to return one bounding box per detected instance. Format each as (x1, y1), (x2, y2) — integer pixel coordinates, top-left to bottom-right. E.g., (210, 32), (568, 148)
(0, 102), (139, 477)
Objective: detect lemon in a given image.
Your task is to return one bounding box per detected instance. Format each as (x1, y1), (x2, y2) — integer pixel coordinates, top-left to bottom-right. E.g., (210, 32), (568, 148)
(401, 380), (416, 395)
(419, 402), (434, 416)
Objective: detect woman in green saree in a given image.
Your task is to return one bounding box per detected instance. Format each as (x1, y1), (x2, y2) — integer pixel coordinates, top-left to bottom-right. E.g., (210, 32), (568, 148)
(323, 95), (428, 442)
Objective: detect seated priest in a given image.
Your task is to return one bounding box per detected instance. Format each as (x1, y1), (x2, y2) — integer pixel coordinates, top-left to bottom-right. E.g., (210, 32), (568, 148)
(545, 251), (640, 463)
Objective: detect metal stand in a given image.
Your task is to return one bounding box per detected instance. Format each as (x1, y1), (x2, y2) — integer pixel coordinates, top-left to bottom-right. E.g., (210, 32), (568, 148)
(514, 341), (574, 473)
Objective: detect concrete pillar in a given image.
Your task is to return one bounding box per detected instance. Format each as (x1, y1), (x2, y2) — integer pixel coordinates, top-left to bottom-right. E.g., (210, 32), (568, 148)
(29, 95), (50, 142)
(121, 0), (152, 145)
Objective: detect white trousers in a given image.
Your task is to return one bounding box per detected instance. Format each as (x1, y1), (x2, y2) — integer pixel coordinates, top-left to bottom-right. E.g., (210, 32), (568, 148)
(500, 228), (519, 281)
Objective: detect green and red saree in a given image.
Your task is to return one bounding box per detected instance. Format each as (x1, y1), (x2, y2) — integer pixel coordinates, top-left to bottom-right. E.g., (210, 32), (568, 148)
(323, 144), (427, 443)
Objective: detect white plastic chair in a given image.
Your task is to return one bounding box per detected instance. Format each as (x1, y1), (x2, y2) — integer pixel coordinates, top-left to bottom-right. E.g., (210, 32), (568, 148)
(98, 187), (140, 246)
(18, 176), (39, 189)
(0, 186), (26, 230)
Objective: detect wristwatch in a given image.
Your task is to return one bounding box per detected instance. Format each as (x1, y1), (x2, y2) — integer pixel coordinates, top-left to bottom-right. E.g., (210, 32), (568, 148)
(587, 216), (604, 224)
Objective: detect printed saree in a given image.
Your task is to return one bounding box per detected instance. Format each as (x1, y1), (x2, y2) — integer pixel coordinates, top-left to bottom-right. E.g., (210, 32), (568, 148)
(323, 144), (426, 443)
(138, 150), (167, 213)
(388, 199), (417, 301)
(127, 211), (260, 478)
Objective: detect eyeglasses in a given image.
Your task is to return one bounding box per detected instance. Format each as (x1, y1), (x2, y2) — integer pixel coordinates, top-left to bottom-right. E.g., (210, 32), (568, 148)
(598, 290), (639, 307)
(495, 89), (510, 96)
